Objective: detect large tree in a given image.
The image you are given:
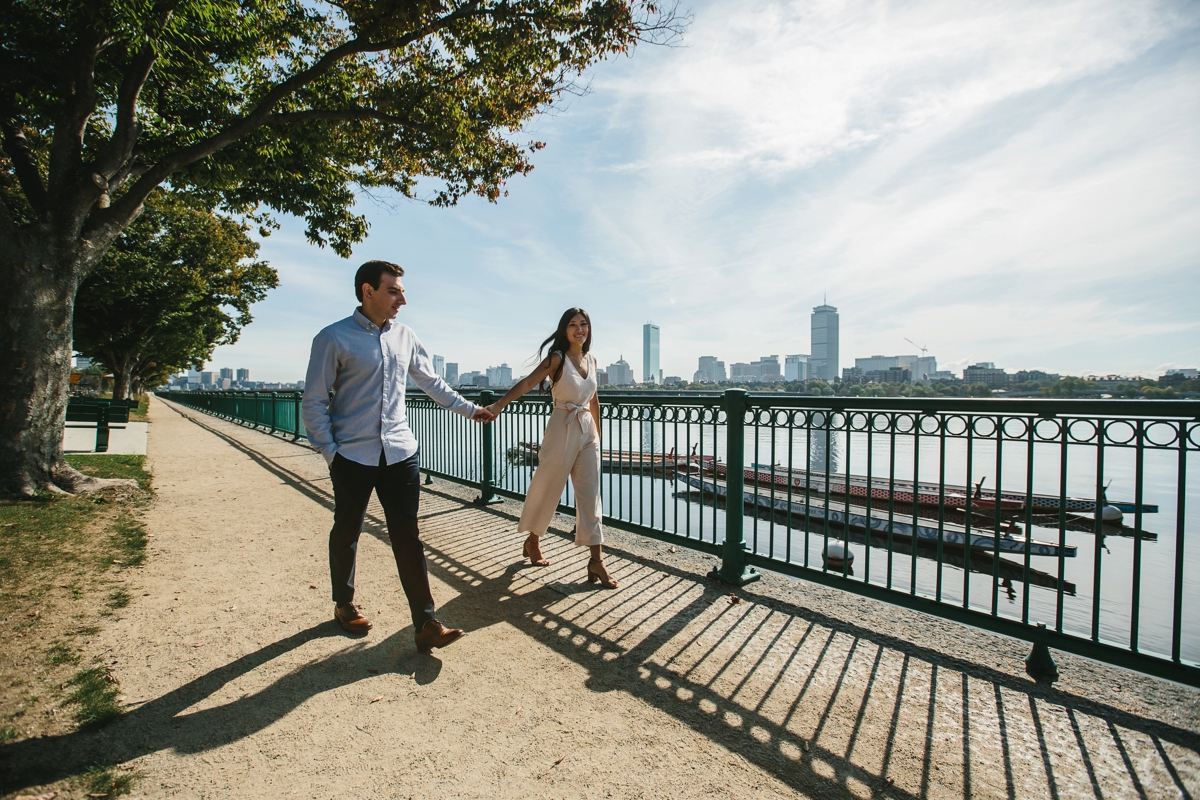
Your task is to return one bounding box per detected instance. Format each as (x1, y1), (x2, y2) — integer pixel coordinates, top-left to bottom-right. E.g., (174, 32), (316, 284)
(73, 192), (278, 400)
(0, 0), (684, 495)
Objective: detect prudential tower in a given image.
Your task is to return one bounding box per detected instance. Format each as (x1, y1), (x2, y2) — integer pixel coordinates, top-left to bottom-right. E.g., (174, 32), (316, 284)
(811, 302), (839, 382)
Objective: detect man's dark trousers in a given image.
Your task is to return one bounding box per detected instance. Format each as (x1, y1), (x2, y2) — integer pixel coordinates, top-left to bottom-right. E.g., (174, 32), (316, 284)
(328, 450), (435, 628)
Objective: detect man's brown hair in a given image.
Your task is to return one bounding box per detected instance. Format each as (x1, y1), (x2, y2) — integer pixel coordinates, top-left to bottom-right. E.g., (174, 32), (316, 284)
(355, 260), (404, 302)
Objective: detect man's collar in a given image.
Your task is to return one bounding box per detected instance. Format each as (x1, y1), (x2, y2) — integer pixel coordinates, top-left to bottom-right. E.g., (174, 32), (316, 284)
(353, 307), (391, 332)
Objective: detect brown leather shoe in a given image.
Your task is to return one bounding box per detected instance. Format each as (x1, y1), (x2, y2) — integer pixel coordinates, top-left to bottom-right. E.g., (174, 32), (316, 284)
(334, 603), (372, 634)
(414, 619), (463, 653)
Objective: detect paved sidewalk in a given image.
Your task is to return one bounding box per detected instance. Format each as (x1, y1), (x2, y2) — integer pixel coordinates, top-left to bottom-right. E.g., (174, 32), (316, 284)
(6, 395), (1198, 799)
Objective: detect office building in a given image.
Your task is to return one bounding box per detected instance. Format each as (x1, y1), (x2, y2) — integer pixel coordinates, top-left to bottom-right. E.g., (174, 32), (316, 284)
(754, 355), (781, 381)
(200, 371), (214, 386)
(486, 363), (513, 388)
(785, 354), (810, 382)
(694, 356), (726, 384)
(433, 355), (445, 380)
(236, 368), (250, 382)
(445, 362), (458, 385)
(458, 370), (482, 386)
(643, 323), (660, 384)
(811, 303), (839, 381)
(219, 367), (234, 380)
(607, 356), (634, 386)
(596, 369), (609, 386)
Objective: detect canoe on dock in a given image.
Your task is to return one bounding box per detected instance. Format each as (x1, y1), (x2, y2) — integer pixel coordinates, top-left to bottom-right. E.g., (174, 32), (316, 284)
(508, 442), (713, 475)
(676, 473), (1077, 559)
(704, 462), (1157, 515)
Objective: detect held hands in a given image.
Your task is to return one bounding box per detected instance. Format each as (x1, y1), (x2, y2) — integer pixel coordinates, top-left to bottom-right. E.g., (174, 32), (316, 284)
(472, 407), (496, 424)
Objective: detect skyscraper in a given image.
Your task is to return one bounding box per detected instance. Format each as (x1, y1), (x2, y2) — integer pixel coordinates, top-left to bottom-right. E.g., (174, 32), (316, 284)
(236, 368), (250, 382)
(811, 303), (839, 381)
(219, 367), (234, 379)
(445, 362), (458, 384)
(642, 323), (660, 384)
(433, 354), (445, 380)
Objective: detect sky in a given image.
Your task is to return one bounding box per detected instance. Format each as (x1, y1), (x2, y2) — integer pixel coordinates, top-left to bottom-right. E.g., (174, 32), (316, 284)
(206, 0), (1200, 383)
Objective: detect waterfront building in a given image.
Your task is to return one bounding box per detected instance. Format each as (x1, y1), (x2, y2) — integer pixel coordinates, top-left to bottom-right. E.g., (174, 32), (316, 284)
(597, 370), (609, 386)
(963, 363), (1009, 388)
(445, 362), (458, 385)
(458, 370), (481, 386)
(785, 354), (809, 382)
(643, 323), (660, 384)
(219, 367), (234, 380)
(663, 376), (684, 386)
(1013, 369), (1060, 383)
(607, 356), (634, 386)
(200, 371), (214, 386)
(433, 355), (445, 380)
(811, 303), (839, 381)
(236, 368), (250, 382)
(694, 356), (726, 384)
(729, 362), (752, 380)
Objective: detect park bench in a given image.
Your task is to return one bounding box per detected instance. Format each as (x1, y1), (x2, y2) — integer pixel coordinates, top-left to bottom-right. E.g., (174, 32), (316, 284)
(65, 397), (131, 452)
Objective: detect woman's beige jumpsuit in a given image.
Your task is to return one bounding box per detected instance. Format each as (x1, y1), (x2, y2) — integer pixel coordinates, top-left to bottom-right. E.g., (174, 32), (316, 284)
(518, 354), (603, 546)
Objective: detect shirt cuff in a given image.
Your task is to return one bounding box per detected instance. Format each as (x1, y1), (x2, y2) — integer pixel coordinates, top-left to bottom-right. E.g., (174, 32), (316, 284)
(321, 446), (337, 465)
(453, 402), (482, 419)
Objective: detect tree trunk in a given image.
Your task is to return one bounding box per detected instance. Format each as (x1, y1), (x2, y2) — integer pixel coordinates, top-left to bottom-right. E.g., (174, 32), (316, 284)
(111, 359), (132, 401)
(0, 245), (123, 495)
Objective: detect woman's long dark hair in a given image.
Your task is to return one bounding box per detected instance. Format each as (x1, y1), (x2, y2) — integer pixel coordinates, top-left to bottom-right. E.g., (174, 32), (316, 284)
(537, 308), (592, 391)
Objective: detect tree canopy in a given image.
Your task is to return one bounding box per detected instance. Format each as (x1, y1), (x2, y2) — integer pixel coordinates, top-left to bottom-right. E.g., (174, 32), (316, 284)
(72, 192), (278, 400)
(1, 0), (684, 258)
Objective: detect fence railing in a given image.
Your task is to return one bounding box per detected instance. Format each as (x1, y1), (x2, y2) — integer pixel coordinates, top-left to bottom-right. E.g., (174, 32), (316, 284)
(157, 388), (1200, 687)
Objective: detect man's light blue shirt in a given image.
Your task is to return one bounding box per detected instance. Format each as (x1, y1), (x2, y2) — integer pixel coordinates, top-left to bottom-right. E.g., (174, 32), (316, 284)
(302, 309), (479, 467)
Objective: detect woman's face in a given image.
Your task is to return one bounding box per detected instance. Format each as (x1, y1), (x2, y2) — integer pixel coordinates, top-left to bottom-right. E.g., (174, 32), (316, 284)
(566, 313), (590, 347)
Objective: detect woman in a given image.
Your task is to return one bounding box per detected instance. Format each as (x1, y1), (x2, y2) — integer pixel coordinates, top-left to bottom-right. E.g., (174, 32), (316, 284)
(485, 308), (617, 589)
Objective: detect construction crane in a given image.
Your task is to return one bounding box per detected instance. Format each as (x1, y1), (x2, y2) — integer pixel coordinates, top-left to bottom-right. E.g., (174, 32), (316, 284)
(905, 338), (928, 356)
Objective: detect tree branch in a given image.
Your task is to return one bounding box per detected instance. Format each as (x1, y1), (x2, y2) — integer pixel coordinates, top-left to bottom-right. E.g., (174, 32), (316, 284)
(267, 108), (434, 134)
(47, 25), (105, 199)
(1, 121), (48, 214)
(95, 3), (483, 238)
(94, 44), (159, 181)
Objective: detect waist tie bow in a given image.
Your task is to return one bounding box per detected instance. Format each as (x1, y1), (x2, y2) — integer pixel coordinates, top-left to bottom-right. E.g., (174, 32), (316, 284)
(555, 401), (594, 436)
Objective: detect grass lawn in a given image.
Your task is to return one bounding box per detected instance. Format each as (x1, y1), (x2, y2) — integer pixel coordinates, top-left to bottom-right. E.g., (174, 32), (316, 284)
(0, 454), (152, 796)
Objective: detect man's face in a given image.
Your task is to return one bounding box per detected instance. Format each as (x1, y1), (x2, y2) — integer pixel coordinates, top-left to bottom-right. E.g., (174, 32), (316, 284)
(362, 272), (406, 321)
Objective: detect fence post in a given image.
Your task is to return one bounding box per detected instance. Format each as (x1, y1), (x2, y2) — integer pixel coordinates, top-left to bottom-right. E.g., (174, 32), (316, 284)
(710, 388), (760, 586)
(475, 390), (502, 505)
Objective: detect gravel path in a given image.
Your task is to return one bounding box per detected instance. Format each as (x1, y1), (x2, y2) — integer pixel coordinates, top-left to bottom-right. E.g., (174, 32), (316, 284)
(6, 395), (1197, 799)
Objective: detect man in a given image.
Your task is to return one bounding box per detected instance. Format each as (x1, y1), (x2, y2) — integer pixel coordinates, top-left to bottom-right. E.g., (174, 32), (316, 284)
(302, 260), (493, 652)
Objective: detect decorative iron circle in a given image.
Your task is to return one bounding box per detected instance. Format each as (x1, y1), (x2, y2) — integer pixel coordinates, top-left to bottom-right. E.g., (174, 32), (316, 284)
(1144, 420), (1180, 448)
(894, 413), (917, 434)
(1002, 416), (1030, 440)
(870, 412), (892, 433)
(972, 416), (998, 438)
(944, 414), (969, 437)
(849, 412), (871, 432)
(919, 414), (941, 435)
(1102, 420), (1137, 446)
(1033, 417), (1062, 441)
(1066, 418), (1098, 444)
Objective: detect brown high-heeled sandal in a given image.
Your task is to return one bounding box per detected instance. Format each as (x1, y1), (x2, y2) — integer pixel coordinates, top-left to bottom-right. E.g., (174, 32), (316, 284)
(586, 558), (618, 589)
(523, 534), (549, 566)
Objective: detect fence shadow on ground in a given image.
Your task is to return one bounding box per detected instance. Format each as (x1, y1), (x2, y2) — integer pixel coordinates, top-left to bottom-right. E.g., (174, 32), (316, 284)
(3, 408), (1196, 799)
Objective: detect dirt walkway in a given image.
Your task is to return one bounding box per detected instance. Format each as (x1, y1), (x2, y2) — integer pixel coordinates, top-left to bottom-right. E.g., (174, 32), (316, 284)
(6, 396), (1198, 799)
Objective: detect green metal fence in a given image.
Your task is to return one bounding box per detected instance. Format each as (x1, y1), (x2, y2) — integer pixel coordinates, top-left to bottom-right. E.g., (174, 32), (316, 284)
(157, 388), (1200, 687)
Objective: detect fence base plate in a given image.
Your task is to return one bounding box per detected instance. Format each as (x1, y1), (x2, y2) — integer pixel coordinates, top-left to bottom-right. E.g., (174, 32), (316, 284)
(708, 566), (762, 586)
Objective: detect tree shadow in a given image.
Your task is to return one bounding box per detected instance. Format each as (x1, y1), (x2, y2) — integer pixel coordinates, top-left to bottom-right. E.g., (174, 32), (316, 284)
(6, 407), (1195, 798)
